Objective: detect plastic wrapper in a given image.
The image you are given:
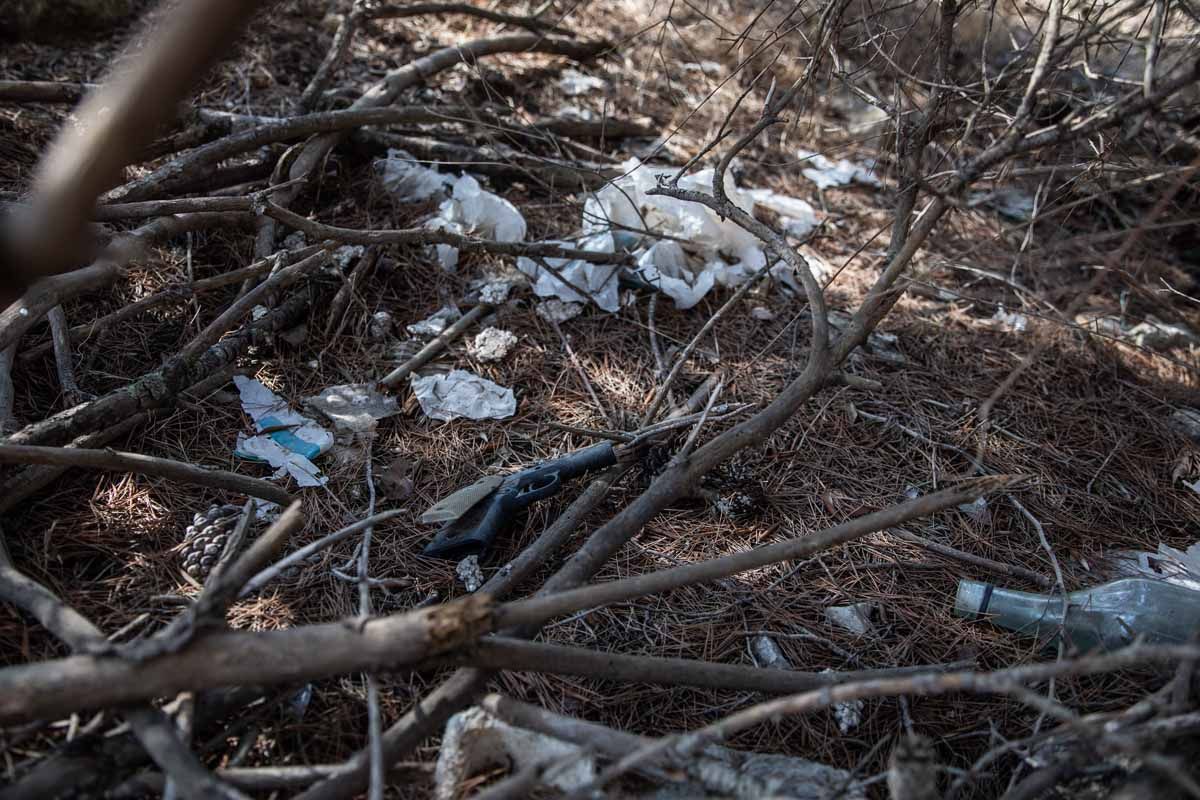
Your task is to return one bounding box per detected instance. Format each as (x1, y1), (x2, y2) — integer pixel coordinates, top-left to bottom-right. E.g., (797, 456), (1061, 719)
(410, 369), (516, 421)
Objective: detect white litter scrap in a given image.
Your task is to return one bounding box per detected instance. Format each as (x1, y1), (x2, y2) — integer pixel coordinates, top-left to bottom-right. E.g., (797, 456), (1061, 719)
(233, 375), (333, 488)
(428, 174), (527, 270)
(368, 310), (394, 341)
(435, 707), (593, 800)
(824, 603), (877, 638)
(551, 158), (823, 310)
(305, 383), (400, 433)
(375, 148), (454, 202)
(555, 105), (595, 121)
(989, 305), (1029, 333)
(406, 305), (461, 337)
(331, 245), (363, 270)
(558, 67), (607, 95)
(749, 634), (791, 670)
(1106, 542), (1200, 593)
(536, 299), (584, 323)
(470, 327), (518, 363)
(796, 149), (881, 189)
(517, 232), (622, 311)
(410, 370), (516, 421)
(748, 188), (819, 239)
(456, 554), (484, 592)
(821, 669), (865, 734)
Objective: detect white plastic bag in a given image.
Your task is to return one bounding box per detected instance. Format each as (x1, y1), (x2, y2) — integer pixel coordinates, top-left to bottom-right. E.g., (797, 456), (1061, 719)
(516, 232), (621, 312)
(428, 175), (527, 270)
(375, 149), (454, 201)
(796, 149), (880, 189)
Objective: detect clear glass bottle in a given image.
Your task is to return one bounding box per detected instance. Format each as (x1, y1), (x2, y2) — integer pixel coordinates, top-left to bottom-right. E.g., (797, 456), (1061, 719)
(955, 577), (1200, 652)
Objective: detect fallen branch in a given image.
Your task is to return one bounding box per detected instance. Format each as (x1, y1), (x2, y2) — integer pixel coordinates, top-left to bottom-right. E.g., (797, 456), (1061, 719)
(0, 0), (265, 302)
(6, 289), (309, 448)
(0, 445), (293, 506)
(0, 368), (237, 514)
(0, 80), (96, 104)
(0, 477), (1008, 723)
(449, 637), (972, 695)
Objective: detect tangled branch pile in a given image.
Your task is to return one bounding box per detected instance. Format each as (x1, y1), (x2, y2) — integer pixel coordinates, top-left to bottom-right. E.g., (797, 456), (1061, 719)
(1, 0), (1199, 798)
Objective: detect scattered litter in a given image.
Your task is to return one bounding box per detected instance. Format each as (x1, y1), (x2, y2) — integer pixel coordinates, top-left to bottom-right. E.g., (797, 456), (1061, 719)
(369, 310), (394, 341)
(434, 707), (594, 800)
(254, 500), (281, 522)
(822, 668), (865, 733)
(305, 383), (400, 432)
(470, 327), (518, 362)
(904, 485), (921, 500)
(956, 576), (1200, 652)
(517, 232), (621, 311)
(477, 277), (518, 304)
(410, 370), (516, 421)
(282, 231), (306, 250)
(331, 244), (363, 270)
(750, 306), (775, 321)
(824, 603), (877, 638)
(559, 68), (607, 95)
(251, 305), (269, 321)
(428, 174), (527, 270)
(796, 149), (881, 189)
(749, 634), (791, 670)
(456, 555), (484, 592)
(376, 457), (414, 501)
(972, 187), (1036, 221)
(407, 305), (461, 337)
(554, 105), (595, 121)
(989, 305), (1029, 333)
(748, 188), (819, 239)
(233, 375), (332, 488)
(1075, 312), (1199, 350)
(636, 240), (718, 310)
(1125, 316), (1199, 350)
(374, 148), (454, 201)
(827, 310), (905, 363)
(536, 299), (584, 323)
(1169, 408), (1200, 443)
(957, 496), (989, 523)
(1104, 542), (1200, 593)
(682, 60), (722, 75)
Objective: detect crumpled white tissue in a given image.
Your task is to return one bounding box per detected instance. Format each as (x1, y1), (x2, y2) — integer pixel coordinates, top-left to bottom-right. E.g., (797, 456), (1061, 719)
(558, 68), (606, 96)
(410, 370), (516, 421)
(375, 149), (454, 201)
(516, 232), (621, 312)
(428, 174), (527, 270)
(796, 149), (881, 189)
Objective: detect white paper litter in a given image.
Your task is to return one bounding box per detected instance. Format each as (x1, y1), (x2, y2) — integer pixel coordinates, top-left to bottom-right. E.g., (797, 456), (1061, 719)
(282, 231), (306, 250)
(428, 174), (527, 270)
(749, 635), (791, 670)
(796, 149), (881, 189)
(1105, 542), (1200, 592)
(434, 707), (593, 800)
(375, 148), (455, 201)
(536, 299), (584, 323)
(748, 188), (819, 239)
(331, 245), (363, 269)
(471, 328), (518, 362)
(478, 278), (517, 304)
(555, 105), (595, 121)
(369, 311), (394, 341)
(456, 555), (484, 592)
(233, 375), (332, 488)
(682, 60), (722, 75)
(558, 68), (607, 95)
(410, 370), (516, 421)
(305, 383), (400, 432)
(516, 232), (621, 311)
(990, 305), (1029, 333)
(750, 306), (775, 321)
(406, 305), (460, 337)
(573, 158), (811, 309)
(821, 669), (865, 733)
(251, 305), (269, 321)
(824, 603), (876, 638)
(957, 496), (989, 523)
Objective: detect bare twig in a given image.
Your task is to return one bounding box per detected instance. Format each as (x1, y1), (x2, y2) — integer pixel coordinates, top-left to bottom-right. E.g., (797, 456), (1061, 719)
(0, 0), (264, 301)
(379, 304), (493, 388)
(0, 444), (291, 504)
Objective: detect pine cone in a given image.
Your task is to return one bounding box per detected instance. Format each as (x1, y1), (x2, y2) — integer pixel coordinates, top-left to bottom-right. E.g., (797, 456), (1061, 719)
(180, 504), (242, 578)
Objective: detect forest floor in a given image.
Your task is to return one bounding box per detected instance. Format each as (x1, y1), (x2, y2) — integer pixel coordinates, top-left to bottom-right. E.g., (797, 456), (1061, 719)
(2, 1), (1199, 797)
